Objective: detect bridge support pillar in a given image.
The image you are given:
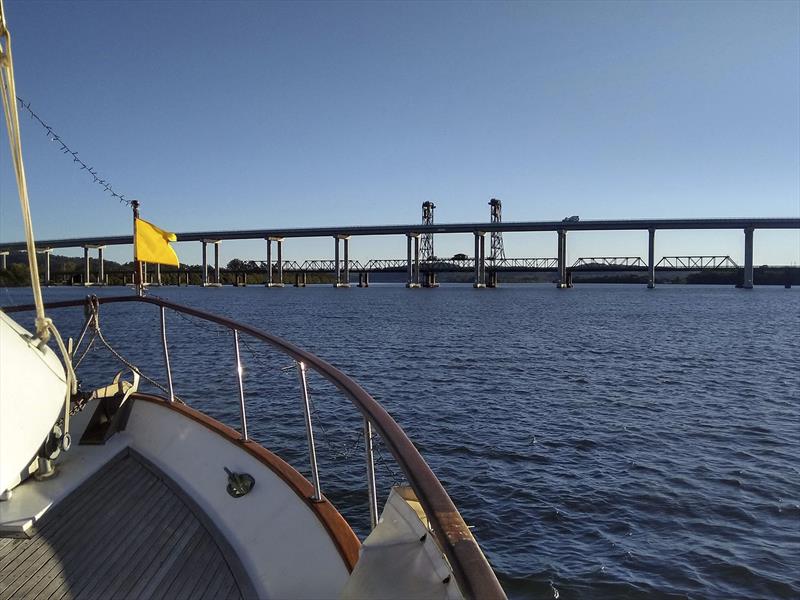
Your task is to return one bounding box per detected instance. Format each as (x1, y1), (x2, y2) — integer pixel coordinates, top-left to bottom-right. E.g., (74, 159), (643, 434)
(473, 232), (486, 288)
(264, 238), (285, 287)
(647, 229), (656, 289)
(265, 237), (285, 287)
(83, 246), (91, 286)
(343, 237), (350, 286)
(40, 248), (52, 285)
(143, 262), (148, 285)
(156, 263), (162, 286)
(0, 251), (7, 270)
(202, 241), (208, 285)
(334, 237), (340, 285)
(295, 271), (307, 287)
(743, 227), (754, 289)
(556, 230), (571, 288)
(358, 272), (370, 288)
(97, 247), (105, 286)
(486, 271), (498, 288)
(266, 239), (272, 286)
(276, 239), (284, 286)
(406, 234), (420, 288)
(334, 235), (351, 287)
(422, 270), (438, 288)
(214, 241), (221, 285)
(202, 240), (222, 287)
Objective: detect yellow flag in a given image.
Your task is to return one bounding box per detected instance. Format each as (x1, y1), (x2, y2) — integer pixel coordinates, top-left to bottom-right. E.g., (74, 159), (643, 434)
(134, 218), (180, 267)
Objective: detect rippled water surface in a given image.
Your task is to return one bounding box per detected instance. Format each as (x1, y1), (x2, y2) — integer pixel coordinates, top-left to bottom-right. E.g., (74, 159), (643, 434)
(4, 283), (799, 599)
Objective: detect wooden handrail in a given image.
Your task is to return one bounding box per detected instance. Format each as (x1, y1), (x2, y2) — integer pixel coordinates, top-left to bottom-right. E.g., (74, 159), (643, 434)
(3, 294), (505, 598)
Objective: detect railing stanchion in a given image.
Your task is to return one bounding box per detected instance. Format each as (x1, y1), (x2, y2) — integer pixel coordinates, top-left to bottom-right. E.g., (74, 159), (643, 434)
(364, 417), (379, 529)
(233, 329), (248, 441)
(297, 361), (322, 502)
(160, 306), (175, 403)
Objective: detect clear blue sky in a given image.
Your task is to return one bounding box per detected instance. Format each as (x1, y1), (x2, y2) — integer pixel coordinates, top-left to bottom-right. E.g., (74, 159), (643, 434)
(1, 0), (798, 265)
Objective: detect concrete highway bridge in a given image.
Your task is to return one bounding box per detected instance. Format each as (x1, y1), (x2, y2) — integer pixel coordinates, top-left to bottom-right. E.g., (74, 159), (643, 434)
(2, 217), (797, 289)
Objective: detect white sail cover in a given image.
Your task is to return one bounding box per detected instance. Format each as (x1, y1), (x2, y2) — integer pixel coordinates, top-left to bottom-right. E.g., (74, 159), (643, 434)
(0, 311), (66, 494)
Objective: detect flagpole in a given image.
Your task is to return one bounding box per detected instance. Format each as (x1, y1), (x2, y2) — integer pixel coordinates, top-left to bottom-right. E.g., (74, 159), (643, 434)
(132, 200), (144, 296)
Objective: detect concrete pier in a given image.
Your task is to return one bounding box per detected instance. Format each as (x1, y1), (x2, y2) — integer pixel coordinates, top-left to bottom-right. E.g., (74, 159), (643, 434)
(422, 270), (438, 288)
(83, 247), (91, 286)
(294, 271), (307, 287)
(39, 248), (52, 285)
(156, 263), (162, 286)
(358, 272), (369, 287)
(266, 239), (272, 286)
(743, 227), (754, 289)
(0, 251), (7, 270)
(334, 237), (341, 285)
(202, 240), (222, 287)
(276, 238), (284, 286)
(647, 229), (656, 289)
(343, 237), (350, 287)
(406, 234), (420, 288)
(556, 230), (571, 288)
(214, 241), (220, 284)
(265, 237), (285, 287)
(98, 246), (105, 285)
(202, 241), (208, 285)
(486, 270), (498, 288)
(333, 235), (350, 287)
(473, 232), (486, 288)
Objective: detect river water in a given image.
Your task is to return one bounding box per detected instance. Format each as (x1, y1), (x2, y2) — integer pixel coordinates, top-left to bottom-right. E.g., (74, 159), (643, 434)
(3, 283), (798, 599)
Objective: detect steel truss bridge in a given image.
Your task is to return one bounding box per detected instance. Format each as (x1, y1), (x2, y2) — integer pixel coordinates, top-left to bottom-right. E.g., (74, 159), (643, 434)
(34, 254), (749, 289)
(569, 255), (739, 271)
(256, 257), (561, 273)
(246, 255), (739, 274)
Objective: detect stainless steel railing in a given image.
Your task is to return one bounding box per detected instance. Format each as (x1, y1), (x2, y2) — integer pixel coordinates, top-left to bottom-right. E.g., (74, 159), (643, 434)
(2, 294), (505, 600)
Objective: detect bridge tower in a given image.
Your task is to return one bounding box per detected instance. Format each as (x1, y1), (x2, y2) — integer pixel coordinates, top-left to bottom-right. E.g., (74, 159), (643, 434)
(487, 198), (505, 287)
(421, 201), (438, 287)
(488, 199), (505, 261)
(420, 202), (436, 259)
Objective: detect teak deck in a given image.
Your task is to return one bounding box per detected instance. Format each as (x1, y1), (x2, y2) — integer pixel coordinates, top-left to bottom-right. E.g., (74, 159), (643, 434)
(0, 449), (254, 599)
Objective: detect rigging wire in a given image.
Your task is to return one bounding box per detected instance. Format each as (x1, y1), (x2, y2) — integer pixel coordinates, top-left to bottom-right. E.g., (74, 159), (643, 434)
(15, 95), (130, 206)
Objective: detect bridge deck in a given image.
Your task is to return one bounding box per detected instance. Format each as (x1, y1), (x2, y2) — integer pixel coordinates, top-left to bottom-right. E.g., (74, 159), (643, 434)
(2, 217), (798, 251)
(0, 449), (252, 600)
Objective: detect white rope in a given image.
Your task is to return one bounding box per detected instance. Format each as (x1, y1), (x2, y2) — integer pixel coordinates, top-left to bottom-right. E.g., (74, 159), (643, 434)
(0, 4), (48, 342)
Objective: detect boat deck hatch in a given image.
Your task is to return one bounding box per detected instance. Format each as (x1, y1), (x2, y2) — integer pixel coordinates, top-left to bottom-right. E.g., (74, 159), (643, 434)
(0, 448), (255, 599)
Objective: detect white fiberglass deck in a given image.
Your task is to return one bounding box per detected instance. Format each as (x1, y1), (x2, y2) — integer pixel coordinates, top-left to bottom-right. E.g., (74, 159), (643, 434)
(0, 449), (254, 600)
